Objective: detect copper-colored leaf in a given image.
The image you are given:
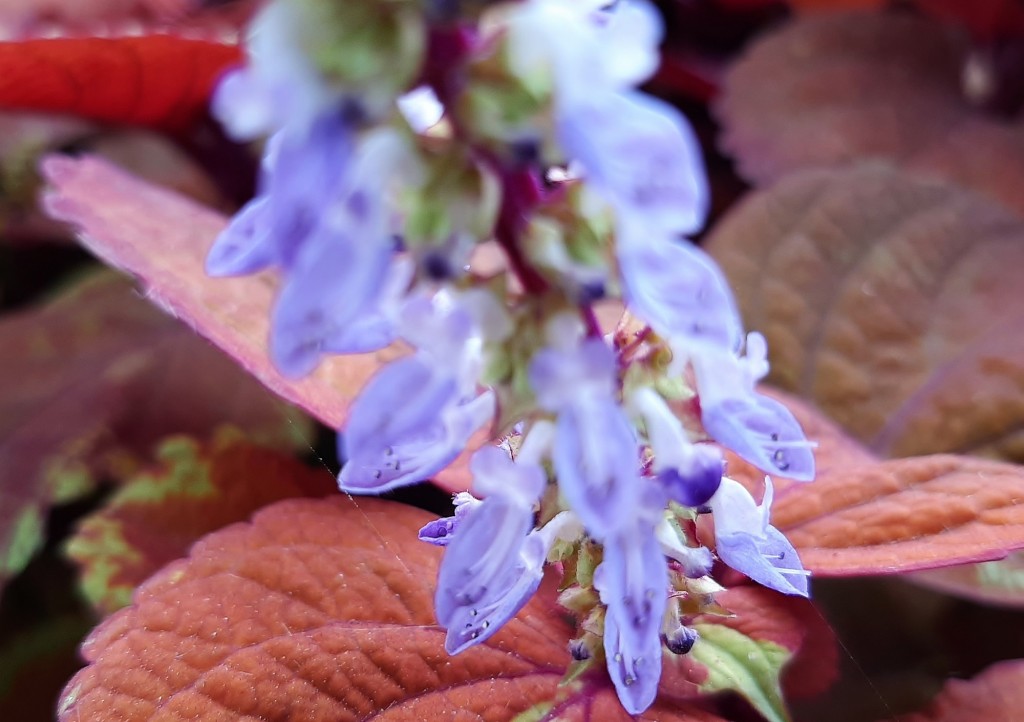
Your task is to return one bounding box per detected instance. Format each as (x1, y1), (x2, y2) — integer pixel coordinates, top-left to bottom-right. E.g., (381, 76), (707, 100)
(65, 433), (335, 615)
(715, 12), (1024, 216)
(0, 36), (240, 133)
(773, 454), (1024, 576)
(0, 271), (307, 596)
(894, 659), (1024, 722)
(59, 497), (725, 721)
(705, 165), (1024, 463)
(41, 154), (386, 431)
(41, 153), (480, 492)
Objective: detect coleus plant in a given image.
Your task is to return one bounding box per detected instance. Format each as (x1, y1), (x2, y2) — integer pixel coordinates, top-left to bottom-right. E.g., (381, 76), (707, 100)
(4, 0), (1024, 720)
(184, 0), (820, 713)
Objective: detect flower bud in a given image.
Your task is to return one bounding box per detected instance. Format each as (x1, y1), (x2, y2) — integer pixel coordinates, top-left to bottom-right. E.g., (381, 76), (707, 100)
(662, 626), (699, 656)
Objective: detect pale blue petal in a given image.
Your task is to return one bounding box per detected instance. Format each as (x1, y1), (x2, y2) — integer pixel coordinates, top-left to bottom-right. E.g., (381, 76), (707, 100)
(553, 398), (639, 536)
(702, 393), (816, 482)
(617, 230), (743, 352)
(205, 197), (276, 276)
(559, 91), (707, 235)
(269, 228), (394, 378)
(434, 498), (539, 645)
(716, 526), (809, 597)
(528, 339), (617, 411)
(595, 525), (667, 714)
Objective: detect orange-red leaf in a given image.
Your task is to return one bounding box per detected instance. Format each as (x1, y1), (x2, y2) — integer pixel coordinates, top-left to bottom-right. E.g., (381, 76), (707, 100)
(0, 271), (307, 596)
(65, 433), (335, 615)
(41, 154), (381, 430)
(705, 165), (1024, 463)
(41, 153), (479, 491)
(0, 36), (241, 133)
(773, 454), (1024, 576)
(59, 497), (725, 722)
(715, 12), (1024, 216)
(894, 659), (1024, 722)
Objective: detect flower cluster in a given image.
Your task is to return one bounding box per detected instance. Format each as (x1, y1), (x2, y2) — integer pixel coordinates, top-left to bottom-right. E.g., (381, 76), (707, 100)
(208, 0), (816, 714)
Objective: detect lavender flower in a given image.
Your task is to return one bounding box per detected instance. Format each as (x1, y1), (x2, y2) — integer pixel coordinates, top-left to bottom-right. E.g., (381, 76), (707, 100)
(434, 445), (574, 653)
(205, 112), (354, 278)
(630, 387), (723, 508)
(530, 337), (641, 535)
(338, 356), (493, 493)
(206, 2), (822, 716)
(269, 227), (404, 377)
(558, 92), (708, 235)
(211, 1), (337, 140)
(692, 334), (816, 481)
(617, 223), (743, 354)
(655, 518), (715, 578)
(594, 484), (669, 714)
(709, 477), (810, 597)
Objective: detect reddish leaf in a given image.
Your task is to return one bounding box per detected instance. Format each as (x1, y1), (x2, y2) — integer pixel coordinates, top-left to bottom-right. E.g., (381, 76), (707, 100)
(0, 36), (241, 133)
(715, 12), (1024, 216)
(894, 659), (1024, 722)
(773, 454), (1024, 576)
(705, 165), (1024, 463)
(0, 271), (308, 596)
(42, 155), (382, 430)
(65, 433), (335, 615)
(40, 153), (479, 492)
(59, 497), (726, 721)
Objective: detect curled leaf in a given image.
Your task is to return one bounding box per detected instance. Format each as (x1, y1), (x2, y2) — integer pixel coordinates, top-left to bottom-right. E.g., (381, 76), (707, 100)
(716, 11), (1024, 215)
(706, 165), (1024, 463)
(59, 497), (725, 721)
(65, 433), (335, 615)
